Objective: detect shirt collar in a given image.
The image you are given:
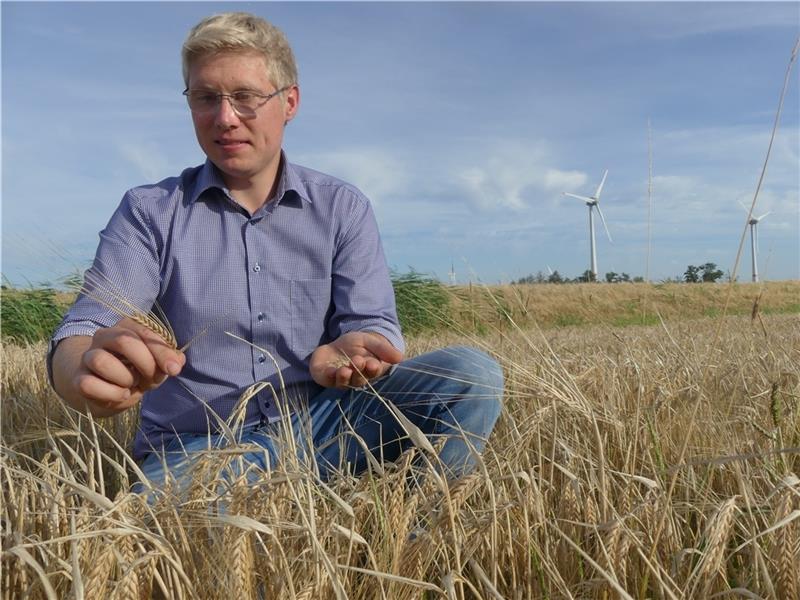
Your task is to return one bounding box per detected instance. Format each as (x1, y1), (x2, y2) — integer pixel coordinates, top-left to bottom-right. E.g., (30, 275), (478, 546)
(189, 152), (312, 207)
(189, 160), (229, 205)
(280, 155), (312, 205)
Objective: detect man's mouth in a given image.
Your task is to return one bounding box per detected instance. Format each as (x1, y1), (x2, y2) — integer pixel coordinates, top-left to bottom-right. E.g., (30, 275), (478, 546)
(216, 139), (249, 150)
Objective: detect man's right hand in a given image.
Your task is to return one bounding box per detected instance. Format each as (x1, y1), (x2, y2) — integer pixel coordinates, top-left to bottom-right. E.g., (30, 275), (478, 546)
(51, 318), (185, 417)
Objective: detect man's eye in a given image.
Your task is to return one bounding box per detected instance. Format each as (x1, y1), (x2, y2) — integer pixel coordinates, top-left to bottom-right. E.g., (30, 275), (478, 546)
(232, 91), (257, 103)
(193, 93), (218, 105)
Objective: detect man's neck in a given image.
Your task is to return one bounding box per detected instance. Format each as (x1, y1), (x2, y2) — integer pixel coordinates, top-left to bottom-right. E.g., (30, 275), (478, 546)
(224, 159), (283, 215)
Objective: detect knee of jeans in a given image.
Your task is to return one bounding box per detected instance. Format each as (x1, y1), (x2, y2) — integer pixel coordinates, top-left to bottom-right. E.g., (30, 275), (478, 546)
(442, 345), (504, 396)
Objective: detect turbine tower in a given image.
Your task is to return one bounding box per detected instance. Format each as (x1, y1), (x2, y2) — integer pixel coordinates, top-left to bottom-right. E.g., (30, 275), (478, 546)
(563, 170), (613, 281)
(740, 201), (771, 282)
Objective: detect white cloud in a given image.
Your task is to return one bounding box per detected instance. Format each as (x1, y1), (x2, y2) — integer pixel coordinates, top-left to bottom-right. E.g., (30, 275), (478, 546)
(544, 169), (587, 192)
(450, 140), (572, 212)
(293, 148), (407, 208)
(605, 3), (798, 41)
(117, 142), (173, 182)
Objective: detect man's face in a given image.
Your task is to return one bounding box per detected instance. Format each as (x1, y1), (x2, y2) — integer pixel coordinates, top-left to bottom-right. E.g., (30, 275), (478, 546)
(187, 51), (299, 191)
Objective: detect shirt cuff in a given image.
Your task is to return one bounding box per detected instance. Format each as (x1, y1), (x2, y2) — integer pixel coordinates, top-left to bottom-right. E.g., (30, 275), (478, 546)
(46, 323), (103, 390)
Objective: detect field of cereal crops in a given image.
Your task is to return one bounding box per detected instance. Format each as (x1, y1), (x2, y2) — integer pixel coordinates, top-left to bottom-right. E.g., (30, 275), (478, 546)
(2, 281), (799, 599)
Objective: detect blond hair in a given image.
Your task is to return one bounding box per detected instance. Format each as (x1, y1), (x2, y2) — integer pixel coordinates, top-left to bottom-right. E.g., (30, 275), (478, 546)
(182, 12), (298, 90)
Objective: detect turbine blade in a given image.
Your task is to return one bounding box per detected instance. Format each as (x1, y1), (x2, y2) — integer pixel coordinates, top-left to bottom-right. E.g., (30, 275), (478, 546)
(563, 192), (593, 203)
(595, 169), (609, 199)
(738, 199), (752, 214)
(755, 211), (771, 222)
(596, 205), (613, 243)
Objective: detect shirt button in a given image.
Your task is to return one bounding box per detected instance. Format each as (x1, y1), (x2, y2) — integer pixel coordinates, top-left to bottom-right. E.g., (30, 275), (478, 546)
(257, 312), (265, 322)
(253, 263), (261, 272)
(258, 354), (266, 363)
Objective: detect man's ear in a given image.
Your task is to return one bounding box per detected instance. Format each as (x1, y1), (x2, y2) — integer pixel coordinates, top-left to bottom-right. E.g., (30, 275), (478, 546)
(283, 85), (300, 124)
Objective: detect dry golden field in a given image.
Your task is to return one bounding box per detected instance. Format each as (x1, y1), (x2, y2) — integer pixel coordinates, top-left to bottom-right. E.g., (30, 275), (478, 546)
(2, 282), (799, 599)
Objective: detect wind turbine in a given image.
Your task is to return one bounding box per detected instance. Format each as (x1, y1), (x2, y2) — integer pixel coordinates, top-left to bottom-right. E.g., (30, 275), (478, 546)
(563, 170), (613, 281)
(740, 201), (771, 282)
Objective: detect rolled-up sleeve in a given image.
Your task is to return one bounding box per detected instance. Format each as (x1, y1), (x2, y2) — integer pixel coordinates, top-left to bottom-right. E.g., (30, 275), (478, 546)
(328, 191), (405, 354)
(47, 188), (163, 383)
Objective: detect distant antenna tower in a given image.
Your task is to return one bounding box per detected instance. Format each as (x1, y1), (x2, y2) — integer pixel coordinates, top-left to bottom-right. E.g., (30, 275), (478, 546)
(449, 260), (456, 285)
(646, 119), (653, 283)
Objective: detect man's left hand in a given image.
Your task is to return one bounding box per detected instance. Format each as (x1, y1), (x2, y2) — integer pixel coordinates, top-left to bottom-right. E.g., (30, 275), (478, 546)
(309, 331), (403, 389)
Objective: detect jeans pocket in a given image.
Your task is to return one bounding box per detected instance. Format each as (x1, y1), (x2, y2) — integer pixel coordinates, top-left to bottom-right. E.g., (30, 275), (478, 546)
(290, 278), (332, 354)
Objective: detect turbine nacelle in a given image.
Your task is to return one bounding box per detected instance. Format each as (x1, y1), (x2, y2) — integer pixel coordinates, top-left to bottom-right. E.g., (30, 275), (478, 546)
(739, 200), (771, 225)
(563, 192), (599, 206)
(748, 211), (771, 225)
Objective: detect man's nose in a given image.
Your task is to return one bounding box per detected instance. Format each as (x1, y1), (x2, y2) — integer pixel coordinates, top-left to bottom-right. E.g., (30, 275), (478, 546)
(214, 96), (240, 126)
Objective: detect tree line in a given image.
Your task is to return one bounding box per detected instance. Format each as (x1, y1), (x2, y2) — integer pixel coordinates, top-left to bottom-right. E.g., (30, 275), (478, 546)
(513, 262), (726, 285)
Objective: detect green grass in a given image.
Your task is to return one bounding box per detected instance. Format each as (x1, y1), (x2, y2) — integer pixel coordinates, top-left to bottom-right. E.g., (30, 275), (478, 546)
(390, 270), (452, 335)
(1, 286), (64, 345)
(554, 313), (584, 328)
(761, 302), (800, 315)
(612, 313), (661, 327)
(3, 279), (799, 344)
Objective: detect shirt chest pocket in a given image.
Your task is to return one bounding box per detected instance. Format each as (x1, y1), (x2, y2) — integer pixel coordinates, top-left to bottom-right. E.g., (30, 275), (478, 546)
(290, 278), (333, 355)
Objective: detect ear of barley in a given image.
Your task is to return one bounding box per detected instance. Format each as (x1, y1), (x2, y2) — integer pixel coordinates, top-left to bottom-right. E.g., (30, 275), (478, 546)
(112, 534), (140, 600)
(599, 520), (625, 580)
(83, 533), (115, 600)
(295, 583), (317, 600)
(688, 496), (738, 598)
(584, 488), (599, 527)
(225, 529), (255, 599)
(136, 556), (156, 600)
(560, 479), (581, 530)
(79, 268), (178, 349)
(444, 471), (481, 519)
(128, 311), (178, 350)
(773, 489), (798, 600)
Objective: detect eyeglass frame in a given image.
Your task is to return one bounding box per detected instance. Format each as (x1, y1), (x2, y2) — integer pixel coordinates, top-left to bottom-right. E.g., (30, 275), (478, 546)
(182, 86), (292, 117)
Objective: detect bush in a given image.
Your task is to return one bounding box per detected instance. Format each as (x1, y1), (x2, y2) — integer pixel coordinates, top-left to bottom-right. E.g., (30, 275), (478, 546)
(391, 270), (451, 335)
(1, 287), (64, 345)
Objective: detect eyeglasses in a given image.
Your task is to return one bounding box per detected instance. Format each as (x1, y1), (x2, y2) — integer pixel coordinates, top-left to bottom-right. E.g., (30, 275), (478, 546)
(182, 87), (290, 118)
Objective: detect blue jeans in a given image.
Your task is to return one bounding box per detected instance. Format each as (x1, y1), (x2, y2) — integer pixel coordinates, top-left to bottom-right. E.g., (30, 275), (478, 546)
(137, 346), (503, 491)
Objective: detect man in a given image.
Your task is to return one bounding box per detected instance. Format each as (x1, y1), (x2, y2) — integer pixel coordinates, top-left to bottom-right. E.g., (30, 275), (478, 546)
(49, 12), (502, 488)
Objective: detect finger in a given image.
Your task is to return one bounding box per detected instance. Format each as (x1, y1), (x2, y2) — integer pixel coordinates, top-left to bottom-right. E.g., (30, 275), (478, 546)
(126, 323), (186, 376)
(93, 328), (160, 382)
(75, 372), (134, 407)
(116, 319), (185, 377)
(346, 356), (372, 387)
(348, 369), (368, 388)
(346, 357), (384, 387)
(82, 348), (140, 389)
(349, 355), (366, 372)
(335, 366), (353, 389)
(361, 334), (403, 364)
(362, 358), (384, 379)
(320, 365), (337, 386)
(144, 338), (184, 377)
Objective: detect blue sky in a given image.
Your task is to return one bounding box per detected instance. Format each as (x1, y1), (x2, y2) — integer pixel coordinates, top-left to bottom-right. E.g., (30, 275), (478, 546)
(2, 1), (799, 285)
